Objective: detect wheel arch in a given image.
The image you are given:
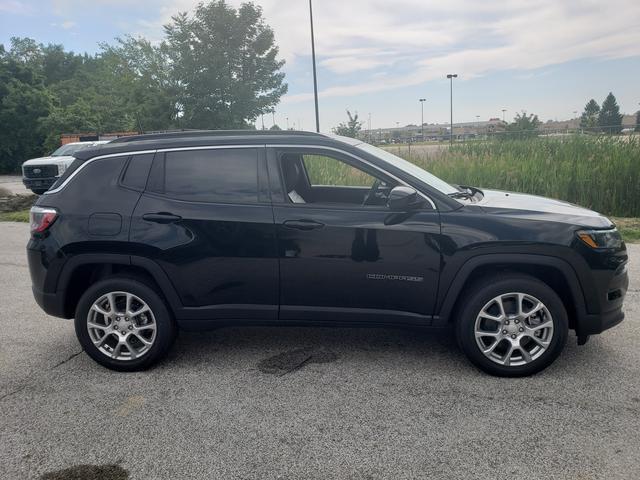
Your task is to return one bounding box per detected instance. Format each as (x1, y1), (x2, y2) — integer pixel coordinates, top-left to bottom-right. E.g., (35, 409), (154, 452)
(436, 254), (587, 330)
(56, 254), (182, 318)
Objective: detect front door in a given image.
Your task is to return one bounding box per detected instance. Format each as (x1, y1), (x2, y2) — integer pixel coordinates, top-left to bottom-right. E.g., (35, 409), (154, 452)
(268, 147), (441, 325)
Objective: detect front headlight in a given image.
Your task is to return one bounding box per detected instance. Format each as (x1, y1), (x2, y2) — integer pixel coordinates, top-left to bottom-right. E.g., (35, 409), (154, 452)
(57, 161), (73, 176)
(577, 228), (623, 249)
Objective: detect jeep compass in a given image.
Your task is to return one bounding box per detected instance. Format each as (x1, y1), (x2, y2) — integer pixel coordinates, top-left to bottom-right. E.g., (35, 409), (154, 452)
(27, 131), (628, 376)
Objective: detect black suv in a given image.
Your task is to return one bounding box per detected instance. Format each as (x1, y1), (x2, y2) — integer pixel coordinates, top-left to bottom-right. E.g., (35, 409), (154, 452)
(27, 131), (628, 376)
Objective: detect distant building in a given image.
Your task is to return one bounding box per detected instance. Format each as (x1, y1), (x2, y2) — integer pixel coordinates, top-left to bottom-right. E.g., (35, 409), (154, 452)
(61, 132), (138, 145)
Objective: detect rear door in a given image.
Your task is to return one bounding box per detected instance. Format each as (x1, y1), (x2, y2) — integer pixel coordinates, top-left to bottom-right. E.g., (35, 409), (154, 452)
(130, 146), (278, 320)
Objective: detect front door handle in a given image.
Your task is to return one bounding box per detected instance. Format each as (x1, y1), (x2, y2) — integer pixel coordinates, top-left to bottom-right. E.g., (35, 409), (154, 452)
(283, 219), (325, 231)
(142, 212), (182, 224)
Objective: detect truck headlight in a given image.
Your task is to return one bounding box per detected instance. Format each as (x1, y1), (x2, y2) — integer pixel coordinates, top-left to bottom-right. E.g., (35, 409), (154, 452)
(577, 229), (622, 249)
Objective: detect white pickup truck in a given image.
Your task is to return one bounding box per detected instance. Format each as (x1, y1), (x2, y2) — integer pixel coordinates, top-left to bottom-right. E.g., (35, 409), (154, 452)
(22, 141), (108, 195)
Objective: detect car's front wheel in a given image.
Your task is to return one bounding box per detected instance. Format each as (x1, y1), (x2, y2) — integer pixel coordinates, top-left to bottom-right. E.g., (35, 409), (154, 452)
(74, 277), (177, 371)
(456, 274), (568, 377)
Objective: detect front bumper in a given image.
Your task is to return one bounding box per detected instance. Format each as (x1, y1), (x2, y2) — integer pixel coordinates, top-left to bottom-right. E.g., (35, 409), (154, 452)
(23, 177), (57, 191)
(576, 264), (628, 337)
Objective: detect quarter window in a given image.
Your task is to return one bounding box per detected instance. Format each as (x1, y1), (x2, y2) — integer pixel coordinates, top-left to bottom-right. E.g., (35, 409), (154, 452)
(160, 149), (259, 203)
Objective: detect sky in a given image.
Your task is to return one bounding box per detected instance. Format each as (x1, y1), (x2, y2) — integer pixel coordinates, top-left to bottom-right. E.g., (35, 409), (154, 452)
(1, 0), (639, 132)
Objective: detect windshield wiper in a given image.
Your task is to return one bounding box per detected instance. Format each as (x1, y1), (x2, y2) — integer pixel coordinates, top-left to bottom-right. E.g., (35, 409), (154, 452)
(448, 191), (474, 199)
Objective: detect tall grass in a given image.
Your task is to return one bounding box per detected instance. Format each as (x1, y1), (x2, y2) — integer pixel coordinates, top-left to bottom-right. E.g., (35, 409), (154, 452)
(392, 136), (640, 217)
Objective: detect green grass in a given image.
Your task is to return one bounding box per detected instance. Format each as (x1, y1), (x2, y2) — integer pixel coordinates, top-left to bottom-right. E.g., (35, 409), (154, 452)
(393, 135), (640, 217)
(0, 210), (29, 222)
(612, 217), (640, 244)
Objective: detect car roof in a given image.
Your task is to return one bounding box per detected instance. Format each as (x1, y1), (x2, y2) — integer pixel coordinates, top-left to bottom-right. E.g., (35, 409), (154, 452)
(73, 130), (354, 161)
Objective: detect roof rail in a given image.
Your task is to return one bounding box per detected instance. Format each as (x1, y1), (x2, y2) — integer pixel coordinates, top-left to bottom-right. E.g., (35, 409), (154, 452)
(109, 129), (327, 144)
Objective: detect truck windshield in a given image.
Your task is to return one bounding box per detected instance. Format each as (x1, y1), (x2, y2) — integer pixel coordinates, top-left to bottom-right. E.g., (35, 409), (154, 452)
(355, 142), (458, 195)
(51, 143), (93, 157)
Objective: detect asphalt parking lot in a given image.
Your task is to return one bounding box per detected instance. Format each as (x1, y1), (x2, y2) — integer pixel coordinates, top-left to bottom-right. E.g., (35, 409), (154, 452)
(1, 222), (639, 480)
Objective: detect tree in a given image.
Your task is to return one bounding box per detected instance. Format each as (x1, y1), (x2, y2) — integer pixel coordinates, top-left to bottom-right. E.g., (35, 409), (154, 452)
(0, 42), (53, 173)
(164, 1), (287, 129)
(269, 124), (281, 130)
(332, 110), (363, 138)
(635, 110), (640, 133)
(580, 99), (600, 131)
(505, 111), (540, 139)
(598, 92), (623, 134)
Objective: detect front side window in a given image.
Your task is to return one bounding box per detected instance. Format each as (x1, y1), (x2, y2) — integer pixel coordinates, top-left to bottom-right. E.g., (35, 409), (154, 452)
(279, 151), (395, 207)
(158, 148), (258, 204)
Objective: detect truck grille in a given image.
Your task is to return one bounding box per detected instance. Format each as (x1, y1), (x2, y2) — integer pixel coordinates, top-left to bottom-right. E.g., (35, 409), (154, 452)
(24, 165), (58, 178)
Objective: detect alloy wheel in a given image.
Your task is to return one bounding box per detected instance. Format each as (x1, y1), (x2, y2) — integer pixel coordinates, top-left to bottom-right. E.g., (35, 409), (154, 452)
(86, 291), (157, 361)
(474, 292), (554, 367)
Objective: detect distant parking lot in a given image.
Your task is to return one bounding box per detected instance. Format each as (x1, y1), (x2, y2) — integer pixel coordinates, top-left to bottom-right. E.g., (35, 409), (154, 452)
(1, 221), (639, 480)
(0, 175), (29, 196)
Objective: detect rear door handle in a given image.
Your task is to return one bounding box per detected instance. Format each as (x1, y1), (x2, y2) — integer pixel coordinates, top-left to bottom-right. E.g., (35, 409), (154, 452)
(142, 212), (182, 224)
(283, 219), (325, 231)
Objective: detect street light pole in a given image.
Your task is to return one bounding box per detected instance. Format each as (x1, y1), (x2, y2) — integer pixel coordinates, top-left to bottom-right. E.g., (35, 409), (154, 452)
(309, 0), (320, 132)
(419, 98), (426, 141)
(446, 74), (457, 145)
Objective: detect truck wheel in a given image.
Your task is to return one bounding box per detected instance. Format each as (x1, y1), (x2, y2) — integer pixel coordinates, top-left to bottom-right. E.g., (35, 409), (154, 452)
(74, 277), (177, 372)
(456, 274), (568, 377)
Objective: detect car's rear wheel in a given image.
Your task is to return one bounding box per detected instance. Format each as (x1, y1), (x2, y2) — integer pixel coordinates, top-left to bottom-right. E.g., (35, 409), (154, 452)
(456, 274), (568, 377)
(75, 277), (176, 371)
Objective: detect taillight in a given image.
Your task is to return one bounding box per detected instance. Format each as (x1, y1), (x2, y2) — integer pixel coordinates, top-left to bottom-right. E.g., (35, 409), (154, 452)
(30, 206), (58, 234)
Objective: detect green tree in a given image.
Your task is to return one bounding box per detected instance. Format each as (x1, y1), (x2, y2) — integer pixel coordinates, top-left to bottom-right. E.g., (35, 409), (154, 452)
(580, 99), (600, 131)
(164, 0), (287, 129)
(635, 110), (640, 133)
(598, 92), (623, 134)
(505, 111), (540, 139)
(332, 110), (363, 138)
(0, 43), (52, 173)
(269, 124), (281, 130)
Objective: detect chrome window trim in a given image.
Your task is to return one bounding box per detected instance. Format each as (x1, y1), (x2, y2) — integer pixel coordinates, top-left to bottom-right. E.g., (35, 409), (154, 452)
(45, 143), (437, 210)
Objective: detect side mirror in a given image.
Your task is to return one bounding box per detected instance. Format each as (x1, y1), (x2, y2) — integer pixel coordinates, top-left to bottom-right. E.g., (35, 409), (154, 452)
(387, 186), (425, 211)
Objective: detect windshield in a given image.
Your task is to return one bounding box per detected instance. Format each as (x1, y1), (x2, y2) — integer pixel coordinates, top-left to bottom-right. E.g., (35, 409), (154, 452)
(356, 143), (458, 195)
(51, 143), (94, 157)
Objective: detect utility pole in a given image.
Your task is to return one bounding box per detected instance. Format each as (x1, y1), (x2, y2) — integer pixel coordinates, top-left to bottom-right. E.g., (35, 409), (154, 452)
(286, 117), (289, 130)
(419, 98), (426, 141)
(446, 74), (457, 145)
(502, 109), (507, 123)
(309, 0), (320, 132)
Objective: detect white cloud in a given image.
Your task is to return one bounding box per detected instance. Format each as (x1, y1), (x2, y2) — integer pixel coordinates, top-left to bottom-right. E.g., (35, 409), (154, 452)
(46, 0), (640, 103)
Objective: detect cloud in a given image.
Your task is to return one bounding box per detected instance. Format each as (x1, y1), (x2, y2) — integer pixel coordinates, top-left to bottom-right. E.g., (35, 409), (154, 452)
(46, 0), (640, 102)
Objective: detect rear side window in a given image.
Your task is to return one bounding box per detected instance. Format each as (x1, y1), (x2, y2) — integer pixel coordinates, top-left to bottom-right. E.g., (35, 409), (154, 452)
(150, 148), (259, 204)
(121, 154), (154, 191)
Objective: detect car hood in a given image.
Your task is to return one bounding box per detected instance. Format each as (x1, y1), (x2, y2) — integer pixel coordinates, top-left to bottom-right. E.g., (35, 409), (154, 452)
(22, 156), (75, 166)
(476, 189), (613, 228)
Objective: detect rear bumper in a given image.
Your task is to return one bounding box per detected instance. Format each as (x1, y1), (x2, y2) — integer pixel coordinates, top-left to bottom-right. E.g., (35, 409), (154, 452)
(32, 286), (68, 318)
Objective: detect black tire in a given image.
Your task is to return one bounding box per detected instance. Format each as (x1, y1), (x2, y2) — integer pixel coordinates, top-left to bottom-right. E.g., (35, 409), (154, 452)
(32, 189), (48, 195)
(455, 274), (568, 377)
(75, 277), (177, 371)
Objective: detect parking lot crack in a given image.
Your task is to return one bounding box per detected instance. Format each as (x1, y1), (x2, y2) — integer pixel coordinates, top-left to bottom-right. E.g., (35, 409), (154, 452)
(0, 385), (27, 402)
(52, 350), (83, 369)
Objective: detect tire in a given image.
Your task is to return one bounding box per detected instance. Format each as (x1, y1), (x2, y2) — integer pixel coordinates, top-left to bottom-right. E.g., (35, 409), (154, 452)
(32, 189), (48, 195)
(455, 274), (568, 377)
(74, 277), (177, 371)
